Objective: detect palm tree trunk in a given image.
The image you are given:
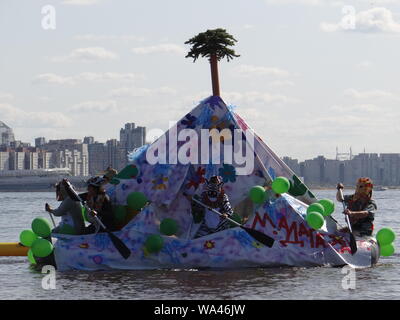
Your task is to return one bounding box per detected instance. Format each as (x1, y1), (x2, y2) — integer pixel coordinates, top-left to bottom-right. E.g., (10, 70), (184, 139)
(209, 54), (220, 96)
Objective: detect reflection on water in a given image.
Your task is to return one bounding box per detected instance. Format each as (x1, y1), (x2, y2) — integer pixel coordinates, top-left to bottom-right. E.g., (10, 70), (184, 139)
(1, 191), (400, 300)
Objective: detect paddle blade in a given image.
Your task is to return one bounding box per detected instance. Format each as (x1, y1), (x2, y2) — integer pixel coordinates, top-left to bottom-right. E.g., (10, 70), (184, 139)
(349, 233), (358, 255)
(107, 231), (131, 259)
(240, 226), (274, 248)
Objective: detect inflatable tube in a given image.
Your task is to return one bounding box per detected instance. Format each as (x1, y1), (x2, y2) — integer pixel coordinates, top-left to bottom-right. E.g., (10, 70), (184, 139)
(0, 242), (29, 256)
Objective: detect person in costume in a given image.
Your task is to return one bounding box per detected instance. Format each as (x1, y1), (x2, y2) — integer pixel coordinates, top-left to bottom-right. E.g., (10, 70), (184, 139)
(45, 179), (85, 235)
(184, 175), (234, 238)
(102, 166), (118, 183)
(336, 177), (377, 236)
(82, 176), (117, 234)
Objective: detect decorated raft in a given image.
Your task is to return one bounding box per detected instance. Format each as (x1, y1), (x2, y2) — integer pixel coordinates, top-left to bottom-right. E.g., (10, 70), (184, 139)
(49, 96), (381, 271)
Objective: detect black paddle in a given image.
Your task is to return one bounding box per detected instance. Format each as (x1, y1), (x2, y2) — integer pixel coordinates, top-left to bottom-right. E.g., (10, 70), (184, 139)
(338, 187), (357, 255)
(63, 180), (131, 259)
(192, 197), (275, 248)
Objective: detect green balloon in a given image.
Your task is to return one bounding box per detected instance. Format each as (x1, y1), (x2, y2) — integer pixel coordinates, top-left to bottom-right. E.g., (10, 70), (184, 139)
(19, 229), (38, 247)
(110, 178), (120, 185)
(27, 249), (36, 264)
(160, 218), (178, 236)
(318, 199), (335, 216)
(117, 165), (139, 179)
(249, 186), (267, 204)
(306, 212), (325, 230)
(271, 177), (290, 194)
(376, 228), (396, 246)
(59, 224), (76, 235)
(229, 213), (243, 228)
(127, 192), (148, 211)
(115, 205), (127, 222)
(31, 217), (52, 238)
(145, 234), (164, 253)
(307, 203), (325, 216)
(31, 238), (54, 258)
(380, 243), (395, 257)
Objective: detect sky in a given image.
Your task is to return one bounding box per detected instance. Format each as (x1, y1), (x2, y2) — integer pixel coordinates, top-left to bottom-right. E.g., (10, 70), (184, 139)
(1, 0), (400, 161)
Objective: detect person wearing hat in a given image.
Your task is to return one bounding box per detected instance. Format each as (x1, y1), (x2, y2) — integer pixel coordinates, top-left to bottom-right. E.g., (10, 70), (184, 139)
(336, 177), (377, 237)
(83, 176), (117, 234)
(45, 179), (86, 235)
(184, 176), (234, 239)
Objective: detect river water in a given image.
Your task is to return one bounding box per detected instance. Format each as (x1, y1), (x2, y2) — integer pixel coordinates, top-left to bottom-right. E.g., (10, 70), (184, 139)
(0, 190), (399, 300)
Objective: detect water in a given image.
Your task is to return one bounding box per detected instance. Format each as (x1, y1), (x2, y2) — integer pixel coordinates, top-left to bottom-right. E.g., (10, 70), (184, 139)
(0, 190), (399, 300)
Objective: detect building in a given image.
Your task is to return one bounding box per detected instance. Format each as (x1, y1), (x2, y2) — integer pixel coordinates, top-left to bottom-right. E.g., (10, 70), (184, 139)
(9, 151), (25, 170)
(83, 136), (94, 145)
(35, 137), (46, 148)
(41, 139), (89, 176)
(120, 123), (146, 153)
(88, 142), (108, 175)
(0, 152), (10, 170)
(284, 152), (400, 187)
(282, 156), (301, 177)
(25, 152), (39, 170)
(0, 121), (15, 146)
(106, 139), (127, 170)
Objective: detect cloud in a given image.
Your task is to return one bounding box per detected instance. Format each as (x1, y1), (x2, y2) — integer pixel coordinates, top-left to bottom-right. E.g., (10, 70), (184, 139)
(265, 0), (400, 6)
(0, 92), (14, 100)
(32, 73), (76, 86)
(268, 80), (295, 86)
(68, 100), (118, 113)
(331, 103), (379, 113)
(344, 88), (397, 100)
(32, 72), (143, 86)
(62, 0), (101, 5)
(321, 7), (400, 33)
(224, 91), (299, 106)
(265, 0), (323, 5)
(52, 47), (118, 62)
(355, 60), (373, 68)
(0, 103), (72, 128)
(108, 86), (178, 98)
(132, 44), (186, 55)
(233, 64), (291, 77)
(76, 72), (143, 82)
(74, 34), (145, 42)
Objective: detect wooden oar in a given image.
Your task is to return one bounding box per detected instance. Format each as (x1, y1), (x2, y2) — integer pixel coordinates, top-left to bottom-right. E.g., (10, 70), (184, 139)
(63, 180), (131, 259)
(192, 197), (274, 248)
(338, 188), (358, 255)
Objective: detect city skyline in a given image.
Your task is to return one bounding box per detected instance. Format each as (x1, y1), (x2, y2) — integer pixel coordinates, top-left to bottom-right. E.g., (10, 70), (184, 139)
(1, 1), (400, 161)
(0, 117), (395, 162)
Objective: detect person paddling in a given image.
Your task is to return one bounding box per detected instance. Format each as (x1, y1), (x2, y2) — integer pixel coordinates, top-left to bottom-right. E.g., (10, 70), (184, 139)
(336, 177), (377, 237)
(82, 176), (117, 234)
(45, 179), (85, 235)
(184, 176), (234, 238)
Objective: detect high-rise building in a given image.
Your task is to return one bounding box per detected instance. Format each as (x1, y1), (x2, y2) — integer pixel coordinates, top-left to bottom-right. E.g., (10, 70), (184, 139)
(88, 142), (108, 175)
(35, 137), (46, 148)
(0, 152), (10, 170)
(0, 121), (15, 146)
(120, 123), (146, 152)
(25, 152), (39, 170)
(84, 136), (95, 145)
(41, 139), (89, 176)
(9, 151), (25, 170)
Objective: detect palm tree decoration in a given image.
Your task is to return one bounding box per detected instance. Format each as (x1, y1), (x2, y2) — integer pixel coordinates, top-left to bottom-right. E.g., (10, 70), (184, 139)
(185, 28), (240, 97)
